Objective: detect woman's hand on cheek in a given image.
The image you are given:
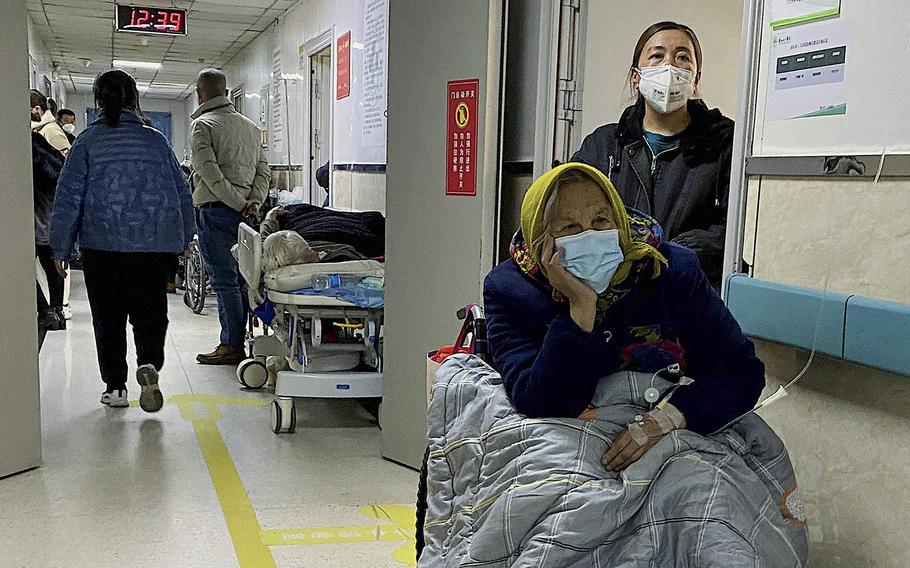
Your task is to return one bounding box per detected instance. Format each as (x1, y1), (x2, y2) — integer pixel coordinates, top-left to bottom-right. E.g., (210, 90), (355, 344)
(543, 235), (597, 332)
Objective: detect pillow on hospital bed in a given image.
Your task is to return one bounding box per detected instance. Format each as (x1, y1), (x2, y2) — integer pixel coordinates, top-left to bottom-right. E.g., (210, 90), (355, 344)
(264, 260), (385, 293)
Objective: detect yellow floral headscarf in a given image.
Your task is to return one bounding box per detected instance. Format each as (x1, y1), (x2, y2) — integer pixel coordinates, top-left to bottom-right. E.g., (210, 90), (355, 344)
(519, 162), (666, 288)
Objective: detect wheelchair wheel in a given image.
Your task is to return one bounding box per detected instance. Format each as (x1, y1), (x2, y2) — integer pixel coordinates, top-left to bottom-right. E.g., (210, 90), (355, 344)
(183, 239), (207, 315)
(415, 445), (430, 560)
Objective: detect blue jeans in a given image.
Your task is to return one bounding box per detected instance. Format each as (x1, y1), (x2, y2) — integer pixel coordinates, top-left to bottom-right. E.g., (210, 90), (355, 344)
(197, 206), (248, 348)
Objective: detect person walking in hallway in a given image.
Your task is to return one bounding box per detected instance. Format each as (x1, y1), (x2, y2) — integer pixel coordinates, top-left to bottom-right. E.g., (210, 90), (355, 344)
(31, 128), (65, 337)
(49, 69), (195, 412)
(190, 68), (270, 366)
(30, 90), (68, 331)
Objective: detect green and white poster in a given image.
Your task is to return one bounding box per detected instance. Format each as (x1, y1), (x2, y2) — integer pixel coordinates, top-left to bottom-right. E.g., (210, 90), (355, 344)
(771, 0), (841, 28)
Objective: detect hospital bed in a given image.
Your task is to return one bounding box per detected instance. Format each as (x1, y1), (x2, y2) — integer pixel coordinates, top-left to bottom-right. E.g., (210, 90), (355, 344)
(234, 222), (383, 434)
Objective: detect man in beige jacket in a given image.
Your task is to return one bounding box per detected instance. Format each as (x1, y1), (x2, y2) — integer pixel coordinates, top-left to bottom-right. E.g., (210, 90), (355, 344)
(191, 68), (270, 365)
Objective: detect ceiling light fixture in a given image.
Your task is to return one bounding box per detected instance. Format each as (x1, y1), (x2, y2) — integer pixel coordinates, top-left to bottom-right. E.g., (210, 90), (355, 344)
(112, 59), (162, 70)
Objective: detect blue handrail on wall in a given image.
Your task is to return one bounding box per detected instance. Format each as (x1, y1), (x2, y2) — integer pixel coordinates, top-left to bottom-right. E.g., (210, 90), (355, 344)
(725, 274), (910, 377)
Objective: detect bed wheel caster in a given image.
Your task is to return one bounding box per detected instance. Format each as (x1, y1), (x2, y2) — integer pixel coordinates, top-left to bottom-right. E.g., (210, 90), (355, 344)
(237, 358), (268, 389)
(271, 398), (296, 434)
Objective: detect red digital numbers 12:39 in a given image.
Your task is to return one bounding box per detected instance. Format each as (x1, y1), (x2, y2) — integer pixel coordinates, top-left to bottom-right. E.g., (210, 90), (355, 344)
(116, 6), (187, 36)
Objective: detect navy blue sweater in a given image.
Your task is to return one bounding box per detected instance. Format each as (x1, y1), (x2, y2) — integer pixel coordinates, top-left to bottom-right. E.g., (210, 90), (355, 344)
(483, 242), (764, 434)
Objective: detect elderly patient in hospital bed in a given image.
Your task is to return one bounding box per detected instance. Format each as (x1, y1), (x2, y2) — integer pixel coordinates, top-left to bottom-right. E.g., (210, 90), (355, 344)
(421, 164), (809, 567)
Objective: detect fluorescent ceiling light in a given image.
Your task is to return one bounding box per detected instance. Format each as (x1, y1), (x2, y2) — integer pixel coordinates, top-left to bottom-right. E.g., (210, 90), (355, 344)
(113, 59), (162, 70)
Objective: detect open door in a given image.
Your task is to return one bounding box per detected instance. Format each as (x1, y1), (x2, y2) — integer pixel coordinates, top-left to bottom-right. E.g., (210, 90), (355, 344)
(309, 46), (332, 206)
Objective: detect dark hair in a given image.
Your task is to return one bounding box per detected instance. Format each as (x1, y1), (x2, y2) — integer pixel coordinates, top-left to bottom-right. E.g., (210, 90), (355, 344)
(47, 98), (58, 116)
(627, 21), (703, 101)
(30, 89), (48, 112)
(93, 69), (140, 127)
(57, 108), (76, 120)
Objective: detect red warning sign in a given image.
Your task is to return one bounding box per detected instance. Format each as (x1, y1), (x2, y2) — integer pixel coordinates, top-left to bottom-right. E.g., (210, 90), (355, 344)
(446, 79), (479, 197)
(336, 31), (351, 100)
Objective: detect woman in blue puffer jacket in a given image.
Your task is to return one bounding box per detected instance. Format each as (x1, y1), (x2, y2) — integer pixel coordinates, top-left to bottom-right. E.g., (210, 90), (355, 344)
(50, 69), (195, 413)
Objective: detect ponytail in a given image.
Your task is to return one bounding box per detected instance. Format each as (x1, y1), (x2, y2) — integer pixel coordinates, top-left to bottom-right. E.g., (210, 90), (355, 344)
(93, 69), (139, 128)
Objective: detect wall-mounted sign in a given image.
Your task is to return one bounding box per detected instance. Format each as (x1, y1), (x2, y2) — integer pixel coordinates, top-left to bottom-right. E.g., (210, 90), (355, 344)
(336, 31), (352, 100)
(116, 5), (187, 36)
(446, 79), (479, 197)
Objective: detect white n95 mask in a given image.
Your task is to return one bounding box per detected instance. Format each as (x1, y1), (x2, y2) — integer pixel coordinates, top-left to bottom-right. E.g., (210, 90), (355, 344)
(62, 123), (76, 134)
(555, 229), (624, 294)
(637, 65), (693, 114)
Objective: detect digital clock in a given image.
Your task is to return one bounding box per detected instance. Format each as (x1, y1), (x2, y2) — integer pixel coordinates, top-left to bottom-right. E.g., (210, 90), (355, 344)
(116, 5), (187, 36)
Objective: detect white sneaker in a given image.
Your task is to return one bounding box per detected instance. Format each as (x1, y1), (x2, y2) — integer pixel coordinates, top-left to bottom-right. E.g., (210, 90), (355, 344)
(62, 305), (73, 320)
(101, 389), (129, 408)
(137, 364), (164, 413)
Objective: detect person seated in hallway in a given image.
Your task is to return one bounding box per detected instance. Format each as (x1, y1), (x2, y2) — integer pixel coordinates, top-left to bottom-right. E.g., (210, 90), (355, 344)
(483, 163), (764, 470)
(190, 68), (271, 366)
(50, 69), (195, 412)
(572, 22), (734, 288)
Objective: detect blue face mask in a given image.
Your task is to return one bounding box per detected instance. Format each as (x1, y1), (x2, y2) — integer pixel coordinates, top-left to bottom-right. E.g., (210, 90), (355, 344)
(555, 229), (624, 294)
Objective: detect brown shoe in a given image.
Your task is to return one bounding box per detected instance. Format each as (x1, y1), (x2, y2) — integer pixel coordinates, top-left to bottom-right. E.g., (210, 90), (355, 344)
(196, 345), (247, 366)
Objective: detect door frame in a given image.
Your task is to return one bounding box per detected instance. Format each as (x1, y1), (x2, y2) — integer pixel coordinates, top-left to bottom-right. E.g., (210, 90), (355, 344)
(303, 28), (335, 205)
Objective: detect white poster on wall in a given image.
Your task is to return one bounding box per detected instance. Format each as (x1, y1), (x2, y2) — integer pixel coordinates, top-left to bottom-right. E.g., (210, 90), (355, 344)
(259, 85), (270, 149)
(771, 0), (841, 28)
(361, 0), (388, 149)
(767, 20), (849, 121)
(271, 48), (284, 153)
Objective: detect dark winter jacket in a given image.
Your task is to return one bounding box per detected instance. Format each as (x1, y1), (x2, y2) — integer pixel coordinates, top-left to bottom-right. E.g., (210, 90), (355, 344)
(50, 111), (196, 259)
(32, 132), (64, 246)
(483, 238), (764, 435)
(572, 99), (734, 286)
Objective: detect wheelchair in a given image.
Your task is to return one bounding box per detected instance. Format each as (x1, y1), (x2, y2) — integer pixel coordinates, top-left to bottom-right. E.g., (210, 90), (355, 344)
(182, 235), (208, 315)
(416, 305), (489, 560)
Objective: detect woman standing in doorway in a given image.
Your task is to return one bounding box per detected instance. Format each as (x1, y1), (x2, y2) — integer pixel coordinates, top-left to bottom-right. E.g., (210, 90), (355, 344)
(572, 22), (734, 287)
(50, 69), (195, 412)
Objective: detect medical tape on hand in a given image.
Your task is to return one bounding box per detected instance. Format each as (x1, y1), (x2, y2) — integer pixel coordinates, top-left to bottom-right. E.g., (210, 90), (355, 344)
(643, 404), (686, 434)
(628, 422), (649, 445)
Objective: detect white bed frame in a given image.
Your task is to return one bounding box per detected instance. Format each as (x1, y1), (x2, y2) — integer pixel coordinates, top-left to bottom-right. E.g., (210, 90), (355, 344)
(234, 223), (383, 434)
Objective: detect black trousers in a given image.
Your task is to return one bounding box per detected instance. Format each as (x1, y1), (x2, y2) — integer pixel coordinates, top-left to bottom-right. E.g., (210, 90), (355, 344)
(82, 249), (171, 391)
(36, 244), (65, 308)
(167, 253), (180, 284)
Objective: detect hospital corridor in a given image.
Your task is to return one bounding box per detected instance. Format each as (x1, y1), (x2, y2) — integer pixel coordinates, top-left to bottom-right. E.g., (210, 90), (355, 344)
(6, 273), (417, 566)
(2, 0), (910, 567)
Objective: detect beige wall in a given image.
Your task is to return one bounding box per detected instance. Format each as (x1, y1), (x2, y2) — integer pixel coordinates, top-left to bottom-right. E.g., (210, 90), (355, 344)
(332, 172), (386, 214)
(756, 339), (910, 567)
(744, 177), (910, 304)
(580, 0), (743, 137)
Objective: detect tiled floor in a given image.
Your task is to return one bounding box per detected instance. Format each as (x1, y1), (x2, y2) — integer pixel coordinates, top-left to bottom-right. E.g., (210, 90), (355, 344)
(0, 274), (418, 568)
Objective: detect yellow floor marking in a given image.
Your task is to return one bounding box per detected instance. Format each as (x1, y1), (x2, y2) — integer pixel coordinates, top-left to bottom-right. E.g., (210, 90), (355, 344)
(262, 505), (417, 566)
(171, 394), (277, 568)
(166, 394), (417, 567)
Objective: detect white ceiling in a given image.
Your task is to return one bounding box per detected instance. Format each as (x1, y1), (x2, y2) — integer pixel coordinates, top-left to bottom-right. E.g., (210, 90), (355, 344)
(27, 0), (297, 99)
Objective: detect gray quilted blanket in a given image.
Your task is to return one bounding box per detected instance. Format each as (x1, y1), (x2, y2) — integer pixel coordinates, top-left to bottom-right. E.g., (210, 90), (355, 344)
(421, 355), (809, 567)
